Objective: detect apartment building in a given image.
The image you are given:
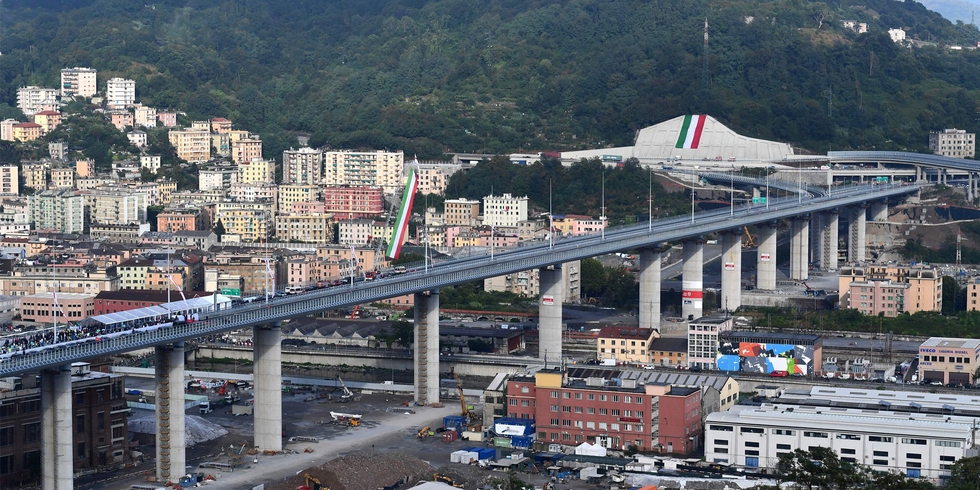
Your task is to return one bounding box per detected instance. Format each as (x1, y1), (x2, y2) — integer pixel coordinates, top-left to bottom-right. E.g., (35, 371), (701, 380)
(11, 122), (42, 142)
(283, 147), (324, 185)
(16, 86), (59, 116)
(134, 106), (157, 128)
(839, 265), (942, 314)
(168, 128), (211, 162)
(109, 111), (134, 131)
(416, 162), (461, 195)
(846, 280), (911, 317)
(597, 326), (659, 365)
(211, 117), (233, 134)
(505, 370), (702, 454)
(199, 167), (238, 190)
(444, 198), (480, 226)
(105, 77), (136, 109)
(484, 260), (582, 302)
(140, 155), (161, 173)
(208, 251), (286, 294)
(157, 112), (177, 127)
(323, 150), (404, 192)
(23, 164), (48, 190)
(33, 110), (62, 134)
(117, 257), (193, 291)
(0, 368), (131, 488)
(231, 137), (263, 165)
(28, 190), (85, 233)
(929, 129), (975, 158)
(322, 185), (383, 220)
(228, 182), (278, 204)
(918, 337), (980, 385)
(127, 130), (147, 147)
(553, 214), (607, 237)
(86, 191), (147, 226)
(213, 202), (274, 242)
(338, 218), (374, 245)
(0, 265), (119, 296)
(483, 193), (529, 227)
(157, 209), (205, 232)
(648, 338), (689, 367)
(20, 292), (96, 323)
(0, 166), (18, 195)
(278, 184), (320, 212)
(60, 67), (98, 97)
(237, 158), (275, 184)
(276, 214), (334, 244)
(687, 316), (733, 370)
(49, 141), (68, 160)
(90, 223), (151, 244)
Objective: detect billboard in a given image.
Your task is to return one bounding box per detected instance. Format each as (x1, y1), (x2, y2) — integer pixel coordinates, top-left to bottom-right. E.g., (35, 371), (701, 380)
(716, 341), (814, 375)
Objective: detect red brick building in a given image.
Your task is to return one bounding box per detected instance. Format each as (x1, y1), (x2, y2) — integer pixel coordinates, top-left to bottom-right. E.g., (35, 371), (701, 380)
(504, 370), (701, 455)
(94, 290), (213, 315)
(322, 185), (383, 220)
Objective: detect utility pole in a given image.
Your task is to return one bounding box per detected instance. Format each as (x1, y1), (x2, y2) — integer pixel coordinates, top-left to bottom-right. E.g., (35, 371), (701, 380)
(701, 17), (710, 91)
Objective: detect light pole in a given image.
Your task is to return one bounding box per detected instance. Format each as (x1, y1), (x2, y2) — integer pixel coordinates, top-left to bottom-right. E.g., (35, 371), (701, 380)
(730, 166), (735, 217)
(765, 171), (770, 209)
(648, 166), (653, 231)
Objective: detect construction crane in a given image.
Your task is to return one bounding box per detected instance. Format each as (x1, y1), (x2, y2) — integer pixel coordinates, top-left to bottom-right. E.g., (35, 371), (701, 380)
(336, 376), (355, 403)
(451, 367), (478, 422)
(742, 226), (757, 248)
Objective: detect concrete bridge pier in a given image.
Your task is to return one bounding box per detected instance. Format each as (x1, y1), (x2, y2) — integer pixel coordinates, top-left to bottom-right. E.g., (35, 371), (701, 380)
(638, 248), (662, 332)
(720, 231), (741, 313)
(869, 202), (888, 222)
(154, 342), (186, 483)
(970, 173), (976, 203)
(253, 324), (282, 451)
(848, 205), (867, 263)
(820, 211), (840, 271)
(790, 217), (809, 281)
(414, 290), (440, 405)
(539, 266), (563, 364)
(809, 213), (822, 266)
(41, 366), (72, 490)
(756, 224), (777, 290)
(681, 239), (703, 320)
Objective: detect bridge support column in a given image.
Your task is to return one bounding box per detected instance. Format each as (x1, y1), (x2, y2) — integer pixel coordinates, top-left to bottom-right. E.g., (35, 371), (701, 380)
(970, 173), (976, 202)
(848, 205), (867, 263)
(809, 213), (822, 266)
(154, 343), (185, 484)
(790, 217), (809, 281)
(870, 202), (888, 222)
(638, 248), (662, 332)
(539, 266), (563, 364)
(821, 211), (839, 272)
(414, 290), (440, 405)
(720, 231), (741, 313)
(682, 239), (703, 320)
(254, 324), (282, 451)
(41, 366), (72, 490)
(757, 224), (777, 290)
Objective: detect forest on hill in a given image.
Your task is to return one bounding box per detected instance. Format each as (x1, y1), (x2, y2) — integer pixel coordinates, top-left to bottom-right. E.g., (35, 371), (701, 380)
(1, 0), (980, 160)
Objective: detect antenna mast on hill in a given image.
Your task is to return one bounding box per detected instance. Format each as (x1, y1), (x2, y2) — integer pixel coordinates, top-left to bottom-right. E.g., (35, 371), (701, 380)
(701, 17), (710, 91)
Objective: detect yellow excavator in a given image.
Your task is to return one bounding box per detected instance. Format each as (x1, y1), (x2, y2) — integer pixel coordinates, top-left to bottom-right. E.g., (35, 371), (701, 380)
(417, 425), (432, 438)
(451, 367), (479, 422)
(298, 473), (325, 490)
(434, 473), (464, 488)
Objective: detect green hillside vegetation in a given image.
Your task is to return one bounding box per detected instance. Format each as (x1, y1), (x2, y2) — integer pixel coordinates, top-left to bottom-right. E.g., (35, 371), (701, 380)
(1, 0), (979, 161)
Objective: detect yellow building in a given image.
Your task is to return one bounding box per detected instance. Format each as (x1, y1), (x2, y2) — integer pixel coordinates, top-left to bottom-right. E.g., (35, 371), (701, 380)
(12, 122), (42, 142)
(157, 179), (177, 206)
(168, 128), (211, 162)
(214, 202), (274, 242)
(597, 326), (659, 365)
(275, 213), (334, 244)
(444, 198), (480, 226)
(232, 137), (263, 164)
(237, 159), (275, 184)
(49, 168), (75, 189)
(839, 265), (942, 314)
(24, 164), (47, 190)
(33, 110), (62, 134)
(277, 184), (320, 212)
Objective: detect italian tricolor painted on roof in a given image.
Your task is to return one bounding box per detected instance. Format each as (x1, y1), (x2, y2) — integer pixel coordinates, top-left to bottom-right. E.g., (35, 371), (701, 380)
(675, 114), (707, 149)
(386, 166), (418, 259)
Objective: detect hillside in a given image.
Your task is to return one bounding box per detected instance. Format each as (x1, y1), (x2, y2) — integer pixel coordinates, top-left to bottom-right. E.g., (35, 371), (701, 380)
(1, 0), (980, 158)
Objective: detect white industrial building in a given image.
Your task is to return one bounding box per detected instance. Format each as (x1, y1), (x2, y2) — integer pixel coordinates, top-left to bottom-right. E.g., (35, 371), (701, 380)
(561, 114), (794, 163)
(705, 387), (979, 483)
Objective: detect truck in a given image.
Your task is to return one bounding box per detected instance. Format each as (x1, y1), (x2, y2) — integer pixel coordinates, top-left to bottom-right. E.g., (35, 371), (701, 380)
(199, 400), (213, 414)
(601, 359), (616, 366)
(232, 404), (253, 416)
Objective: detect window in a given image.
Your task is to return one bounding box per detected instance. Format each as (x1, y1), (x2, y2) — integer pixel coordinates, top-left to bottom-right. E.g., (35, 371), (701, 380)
(902, 438), (927, 445)
(562, 406), (570, 412)
(777, 444), (792, 450)
(714, 439), (729, 445)
(509, 399), (517, 406)
(941, 456), (956, 462)
(874, 451), (889, 457)
(0, 427), (12, 447)
(587, 408), (595, 414)
(842, 457), (857, 463)
(869, 436), (893, 442)
(599, 395), (607, 401)
(587, 394), (595, 401)
(745, 442), (760, 448)
(841, 448), (856, 455)
(906, 453), (921, 460)
(772, 429), (795, 436)
(745, 450), (760, 456)
(550, 419), (559, 426)
(22, 422), (40, 443)
(936, 440), (961, 447)
(551, 391), (559, 398)
(574, 393), (583, 400)
(710, 425), (734, 432)
(611, 409), (620, 416)
(907, 462), (921, 468)
(574, 407), (583, 414)
(551, 405), (559, 412)
(740, 427), (764, 434)
(873, 459), (888, 466)
(520, 386), (529, 393)
(598, 408), (608, 415)
(0, 454), (12, 475)
(837, 434), (861, 440)
(715, 448), (728, 454)
(804, 431), (828, 438)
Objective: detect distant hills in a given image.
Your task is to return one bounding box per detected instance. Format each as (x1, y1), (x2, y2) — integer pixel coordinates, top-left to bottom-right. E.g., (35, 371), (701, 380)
(1, 0), (979, 158)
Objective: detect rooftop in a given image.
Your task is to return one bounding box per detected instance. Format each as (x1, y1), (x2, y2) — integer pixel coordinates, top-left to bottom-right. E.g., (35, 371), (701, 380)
(726, 331), (822, 344)
(690, 315), (731, 325)
(921, 337), (980, 350)
(648, 337), (689, 352)
(597, 326), (653, 340)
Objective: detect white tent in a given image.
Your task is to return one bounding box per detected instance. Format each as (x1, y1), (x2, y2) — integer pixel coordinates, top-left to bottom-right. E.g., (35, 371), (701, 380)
(574, 442), (607, 457)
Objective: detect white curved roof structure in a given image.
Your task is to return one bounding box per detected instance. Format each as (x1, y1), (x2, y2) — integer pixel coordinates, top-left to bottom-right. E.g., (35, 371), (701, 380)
(562, 114), (794, 163)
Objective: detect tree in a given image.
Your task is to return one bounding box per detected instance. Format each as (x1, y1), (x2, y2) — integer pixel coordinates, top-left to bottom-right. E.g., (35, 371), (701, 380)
(946, 456), (980, 490)
(213, 219), (227, 239)
(777, 447), (864, 490)
(942, 276), (963, 314)
(381, 320), (415, 349)
(581, 258), (606, 300)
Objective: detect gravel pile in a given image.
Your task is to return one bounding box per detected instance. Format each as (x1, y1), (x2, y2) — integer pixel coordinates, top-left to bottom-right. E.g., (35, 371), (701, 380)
(268, 450), (434, 490)
(128, 414), (229, 447)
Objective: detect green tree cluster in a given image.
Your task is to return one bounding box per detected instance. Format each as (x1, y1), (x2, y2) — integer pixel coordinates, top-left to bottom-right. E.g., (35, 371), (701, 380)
(777, 447), (935, 490)
(2, 0), (979, 158)
(580, 258), (639, 308)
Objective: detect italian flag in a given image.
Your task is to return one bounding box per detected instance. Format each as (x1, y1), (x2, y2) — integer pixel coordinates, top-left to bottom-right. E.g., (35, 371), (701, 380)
(675, 114), (707, 149)
(386, 165), (418, 259)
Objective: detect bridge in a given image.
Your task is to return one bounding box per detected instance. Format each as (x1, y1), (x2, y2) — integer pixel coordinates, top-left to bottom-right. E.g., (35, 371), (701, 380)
(4, 174), (920, 488)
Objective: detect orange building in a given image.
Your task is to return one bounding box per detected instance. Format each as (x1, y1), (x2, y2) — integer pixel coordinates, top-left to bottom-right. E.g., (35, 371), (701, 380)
(33, 110), (62, 134)
(211, 117), (233, 134)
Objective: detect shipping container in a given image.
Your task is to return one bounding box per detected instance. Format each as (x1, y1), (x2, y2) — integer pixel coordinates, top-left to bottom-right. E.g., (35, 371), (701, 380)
(462, 430), (485, 442)
(442, 431), (458, 443)
(494, 436), (513, 448)
(511, 435), (533, 448)
(478, 448), (497, 460)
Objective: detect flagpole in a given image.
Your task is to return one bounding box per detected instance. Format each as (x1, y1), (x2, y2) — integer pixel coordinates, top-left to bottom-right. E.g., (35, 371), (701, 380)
(51, 268), (57, 343)
(648, 167), (653, 231)
(600, 171), (606, 240)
